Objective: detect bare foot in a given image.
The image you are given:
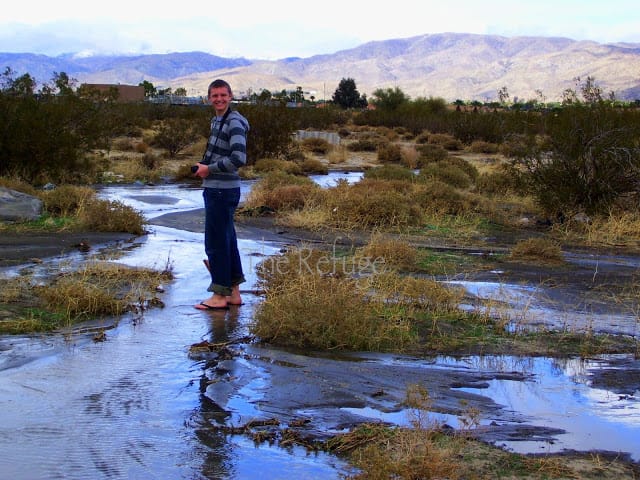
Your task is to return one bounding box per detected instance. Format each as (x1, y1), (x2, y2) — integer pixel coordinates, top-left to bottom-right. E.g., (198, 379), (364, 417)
(226, 285), (243, 305)
(194, 293), (228, 310)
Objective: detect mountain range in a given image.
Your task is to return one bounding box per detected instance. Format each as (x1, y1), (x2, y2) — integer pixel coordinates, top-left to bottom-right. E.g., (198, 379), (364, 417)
(2, 32), (640, 102)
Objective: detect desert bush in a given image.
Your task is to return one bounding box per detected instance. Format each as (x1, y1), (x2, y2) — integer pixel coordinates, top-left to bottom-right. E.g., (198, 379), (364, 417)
(77, 199), (146, 235)
(475, 165), (525, 196)
(347, 139), (380, 152)
(283, 142), (307, 161)
(0, 92), (116, 184)
(152, 118), (200, 158)
(112, 137), (136, 151)
(364, 164), (416, 182)
(36, 261), (170, 322)
(470, 140), (500, 154)
(253, 158), (303, 175)
(415, 143), (448, 164)
(299, 157), (329, 174)
(240, 104), (297, 163)
(357, 234), (418, 271)
(255, 184), (323, 211)
(451, 110), (507, 144)
(141, 152), (160, 170)
(326, 146), (348, 164)
(134, 141), (150, 154)
(415, 132), (431, 144)
(0, 177), (39, 196)
(445, 156), (479, 181)
(413, 179), (487, 215)
(337, 127), (351, 138)
(326, 179), (423, 229)
(301, 137), (332, 154)
(400, 146), (419, 169)
(252, 247), (419, 351)
(418, 162), (474, 190)
(428, 133), (463, 151)
(244, 170), (320, 211)
(509, 237), (564, 265)
(510, 104), (640, 215)
(571, 211), (640, 248)
(377, 142), (403, 164)
(41, 185), (96, 217)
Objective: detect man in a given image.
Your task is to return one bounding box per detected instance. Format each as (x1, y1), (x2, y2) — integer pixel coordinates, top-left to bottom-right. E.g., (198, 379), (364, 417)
(194, 79), (249, 310)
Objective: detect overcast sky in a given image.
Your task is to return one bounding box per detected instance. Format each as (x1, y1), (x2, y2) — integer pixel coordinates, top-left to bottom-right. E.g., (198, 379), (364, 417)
(1, 0), (639, 59)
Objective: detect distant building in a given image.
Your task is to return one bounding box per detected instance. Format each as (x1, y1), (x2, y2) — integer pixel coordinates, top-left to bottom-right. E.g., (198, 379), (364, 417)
(80, 84), (145, 103)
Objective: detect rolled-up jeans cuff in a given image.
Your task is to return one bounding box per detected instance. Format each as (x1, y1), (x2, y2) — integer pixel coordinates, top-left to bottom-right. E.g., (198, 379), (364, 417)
(207, 282), (232, 296)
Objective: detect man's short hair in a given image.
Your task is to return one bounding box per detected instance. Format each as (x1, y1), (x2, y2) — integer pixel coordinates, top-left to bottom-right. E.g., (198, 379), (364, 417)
(208, 79), (232, 96)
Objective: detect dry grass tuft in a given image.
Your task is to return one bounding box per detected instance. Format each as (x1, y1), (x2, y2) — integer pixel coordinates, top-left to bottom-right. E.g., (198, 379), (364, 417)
(37, 261), (171, 321)
(509, 237), (565, 265)
(253, 158), (303, 175)
(77, 199), (147, 235)
(554, 211), (640, 249)
(40, 185), (96, 217)
(252, 246), (418, 351)
(356, 233), (418, 271)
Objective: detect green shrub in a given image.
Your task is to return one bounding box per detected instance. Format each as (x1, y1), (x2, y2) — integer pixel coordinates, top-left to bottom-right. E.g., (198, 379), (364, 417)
(413, 179), (485, 215)
(475, 166), (524, 196)
(415, 144), (448, 165)
(445, 156), (479, 181)
(427, 133), (463, 151)
(152, 118), (200, 158)
(253, 158), (303, 175)
(510, 104), (640, 215)
(364, 165), (416, 182)
(326, 179), (423, 228)
(419, 162), (473, 190)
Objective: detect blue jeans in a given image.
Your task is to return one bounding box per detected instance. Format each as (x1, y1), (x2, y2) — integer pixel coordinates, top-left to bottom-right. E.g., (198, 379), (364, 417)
(203, 187), (244, 296)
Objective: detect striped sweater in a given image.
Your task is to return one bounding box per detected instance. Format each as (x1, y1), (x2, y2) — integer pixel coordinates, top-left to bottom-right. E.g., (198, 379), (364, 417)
(199, 109), (250, 189)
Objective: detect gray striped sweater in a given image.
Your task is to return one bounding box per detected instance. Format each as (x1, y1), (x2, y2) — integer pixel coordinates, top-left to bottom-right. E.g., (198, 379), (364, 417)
(200, 109), (250, 189)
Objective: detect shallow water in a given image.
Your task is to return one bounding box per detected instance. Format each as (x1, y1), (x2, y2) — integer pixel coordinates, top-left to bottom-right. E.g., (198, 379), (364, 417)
(0, 174), (639, 479)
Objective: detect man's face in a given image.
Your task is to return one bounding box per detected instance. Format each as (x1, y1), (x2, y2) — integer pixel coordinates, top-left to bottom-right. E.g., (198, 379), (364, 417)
(208, 87), (232, 116)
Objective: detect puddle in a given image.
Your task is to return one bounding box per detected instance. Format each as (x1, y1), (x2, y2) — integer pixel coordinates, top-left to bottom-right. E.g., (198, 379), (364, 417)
(1, 175), (639, 479)
(448, 280), (639, 336)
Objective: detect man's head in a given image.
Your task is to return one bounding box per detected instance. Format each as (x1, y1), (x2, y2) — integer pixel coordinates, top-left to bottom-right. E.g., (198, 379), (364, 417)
(207, 79), (233, 116)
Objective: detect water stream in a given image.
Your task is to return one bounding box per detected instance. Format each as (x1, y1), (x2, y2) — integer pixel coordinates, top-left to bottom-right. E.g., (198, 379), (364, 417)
(0, 173), (638, 479)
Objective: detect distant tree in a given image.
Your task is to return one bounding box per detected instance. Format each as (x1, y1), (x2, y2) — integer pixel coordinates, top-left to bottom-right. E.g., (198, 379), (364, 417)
(174, 87), (187, 97)
(293, 86), (304, 103)
(498, 86), (510, 104)
(579, 76), (603, 104)
(257, 89), (272, 103)
(153, 118), (200, 158)
(53, 71), (76, 95)
(0, 67), (36, 96)
(138, 80), (157, 98)
(370, 86), (409, 111)
(332, 78), (367, 109)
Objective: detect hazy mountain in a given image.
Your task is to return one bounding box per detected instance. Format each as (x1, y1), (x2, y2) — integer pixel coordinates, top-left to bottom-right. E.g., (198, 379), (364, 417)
(2, 33), (639, 102)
